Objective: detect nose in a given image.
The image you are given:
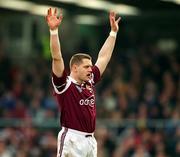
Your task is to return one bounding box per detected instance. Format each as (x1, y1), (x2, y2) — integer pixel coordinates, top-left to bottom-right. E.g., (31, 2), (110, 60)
(88, 67), (92, 72)
(87, 66), (92, 72)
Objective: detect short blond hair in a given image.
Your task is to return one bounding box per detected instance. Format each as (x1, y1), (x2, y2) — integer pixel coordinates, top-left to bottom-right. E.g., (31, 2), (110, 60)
(69, 53), (92, 69)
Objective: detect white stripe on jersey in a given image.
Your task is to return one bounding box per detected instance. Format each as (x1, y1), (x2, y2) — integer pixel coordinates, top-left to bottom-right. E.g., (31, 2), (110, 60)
(52, 77), (71, 94)
(52, 75), (95, 94)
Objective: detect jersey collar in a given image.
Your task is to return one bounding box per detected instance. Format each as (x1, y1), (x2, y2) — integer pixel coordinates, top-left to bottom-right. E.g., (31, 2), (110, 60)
(68, 76), (84, 85)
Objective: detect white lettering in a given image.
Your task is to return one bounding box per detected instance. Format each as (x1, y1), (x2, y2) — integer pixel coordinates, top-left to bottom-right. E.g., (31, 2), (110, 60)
(79, 95), (95, 107)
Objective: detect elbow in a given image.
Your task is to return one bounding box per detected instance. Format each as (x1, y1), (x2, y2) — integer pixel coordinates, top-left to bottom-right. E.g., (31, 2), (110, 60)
(52, 57), (62, 61)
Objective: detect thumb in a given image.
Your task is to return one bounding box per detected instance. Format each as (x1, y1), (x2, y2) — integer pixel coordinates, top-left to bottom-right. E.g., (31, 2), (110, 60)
(116, 17), (121, 24)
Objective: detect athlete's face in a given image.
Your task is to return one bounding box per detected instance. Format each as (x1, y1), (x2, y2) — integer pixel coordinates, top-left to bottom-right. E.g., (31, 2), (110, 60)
(76, 58), (93, 82)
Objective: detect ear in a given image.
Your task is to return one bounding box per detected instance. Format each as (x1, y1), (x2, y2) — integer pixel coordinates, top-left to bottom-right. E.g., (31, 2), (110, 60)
(71, 64), (78, 72)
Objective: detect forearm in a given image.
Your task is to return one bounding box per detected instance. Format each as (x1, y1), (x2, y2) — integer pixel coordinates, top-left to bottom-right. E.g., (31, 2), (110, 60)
(50, 29), (64, 77)
(50, 29), (62, 60)
(98, 34), (116, 62)
(95, 31), (117, 75)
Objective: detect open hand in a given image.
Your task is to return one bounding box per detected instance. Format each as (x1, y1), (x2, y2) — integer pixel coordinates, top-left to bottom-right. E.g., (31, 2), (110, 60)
(109, 11), (121, 32)
(46, 8), (63, 30)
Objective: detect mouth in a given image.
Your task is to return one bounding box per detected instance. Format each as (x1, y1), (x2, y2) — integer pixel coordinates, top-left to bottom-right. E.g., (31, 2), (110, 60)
(87, 73), (92, 79)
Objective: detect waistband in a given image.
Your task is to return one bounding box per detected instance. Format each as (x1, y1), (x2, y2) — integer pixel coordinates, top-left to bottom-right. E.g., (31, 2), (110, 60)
(62, 127), (94, 137)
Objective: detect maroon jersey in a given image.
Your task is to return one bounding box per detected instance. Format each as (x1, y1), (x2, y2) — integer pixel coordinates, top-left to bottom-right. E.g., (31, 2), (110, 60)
(52, 66), (101, 133)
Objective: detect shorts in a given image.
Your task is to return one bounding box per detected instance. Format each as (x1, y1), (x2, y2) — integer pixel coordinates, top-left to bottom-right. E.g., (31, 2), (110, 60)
(57, 127), (97, 157)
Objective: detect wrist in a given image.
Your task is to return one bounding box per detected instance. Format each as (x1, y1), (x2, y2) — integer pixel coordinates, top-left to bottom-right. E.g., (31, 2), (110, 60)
(109, 31), (117, 37)
(50, 29), (58, 35)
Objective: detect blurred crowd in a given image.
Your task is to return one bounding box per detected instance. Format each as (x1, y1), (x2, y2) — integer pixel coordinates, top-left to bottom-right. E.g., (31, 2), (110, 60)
(0, 33), (180, 157)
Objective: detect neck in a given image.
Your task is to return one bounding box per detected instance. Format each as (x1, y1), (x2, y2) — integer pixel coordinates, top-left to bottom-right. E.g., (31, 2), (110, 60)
(70, 73), (84, 84)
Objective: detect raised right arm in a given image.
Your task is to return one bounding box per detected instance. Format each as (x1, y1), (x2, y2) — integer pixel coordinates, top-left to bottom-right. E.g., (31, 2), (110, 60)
(46, 8), (64, 77)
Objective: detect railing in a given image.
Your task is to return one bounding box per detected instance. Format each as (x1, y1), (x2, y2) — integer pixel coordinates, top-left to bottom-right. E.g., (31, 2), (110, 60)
(0, 118), (179, 128)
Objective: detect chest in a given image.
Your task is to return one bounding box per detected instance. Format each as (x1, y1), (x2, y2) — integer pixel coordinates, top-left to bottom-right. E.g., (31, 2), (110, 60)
(74, 83), (94, 97)
(58, 82), (96, 108)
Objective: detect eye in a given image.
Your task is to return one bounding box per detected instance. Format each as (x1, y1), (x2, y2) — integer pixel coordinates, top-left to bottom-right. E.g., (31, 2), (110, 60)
(85, 65), (90, 68)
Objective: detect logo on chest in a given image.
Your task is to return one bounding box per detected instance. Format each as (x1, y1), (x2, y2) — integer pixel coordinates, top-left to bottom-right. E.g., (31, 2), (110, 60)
(75, 83), (93, 93)
(79, 95), (95, 107)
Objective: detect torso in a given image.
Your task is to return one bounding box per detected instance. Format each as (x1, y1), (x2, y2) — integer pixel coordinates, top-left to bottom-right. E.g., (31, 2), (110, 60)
(52, 66), (100, 133)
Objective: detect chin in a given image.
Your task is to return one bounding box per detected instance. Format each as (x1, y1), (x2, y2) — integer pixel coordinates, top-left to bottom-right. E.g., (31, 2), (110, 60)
(85, 79), (89, 82)
(83, 75), (91, 82)
(85, 77), (90, 82)
(87, 77), (92, 81)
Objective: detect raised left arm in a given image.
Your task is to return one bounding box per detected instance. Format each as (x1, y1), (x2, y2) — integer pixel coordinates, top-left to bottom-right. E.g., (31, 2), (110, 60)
(95, 11), (121, 76)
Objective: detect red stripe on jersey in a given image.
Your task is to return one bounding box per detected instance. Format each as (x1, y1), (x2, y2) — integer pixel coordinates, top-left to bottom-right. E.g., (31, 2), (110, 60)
(59, 128), (68, 157)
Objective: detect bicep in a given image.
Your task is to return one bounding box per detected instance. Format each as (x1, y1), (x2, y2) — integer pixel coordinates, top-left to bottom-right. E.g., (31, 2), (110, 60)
(52, 58), (65, 77)
(95, 57), (108, 76)
(52, 69), (68, 94)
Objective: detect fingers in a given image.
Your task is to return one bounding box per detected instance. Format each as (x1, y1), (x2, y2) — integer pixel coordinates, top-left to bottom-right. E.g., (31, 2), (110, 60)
(47, 8), (63, 17)
(48, 8), (52, 16)
(57, 16), (63, 25)
(58, 15), (63, 23)
(47, 7), (59, 16)
(116, 17), (121, 24)
(46, 8), (63, 29)
(109, 11), (114, 24)
(109, 11), (121, 32)
(54, 8), (57, 16)
(57, 9), (63, 24)
(110, 11), (115, 18)
(109, 11), (116, 24)
(47, 8), (49, 16)
(47, 8), (52, 22)
(58, 9), (63, 19)
(46, 8), (51, 22)
(110, 11), (116, 21)
(110, 11), (121, 24)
